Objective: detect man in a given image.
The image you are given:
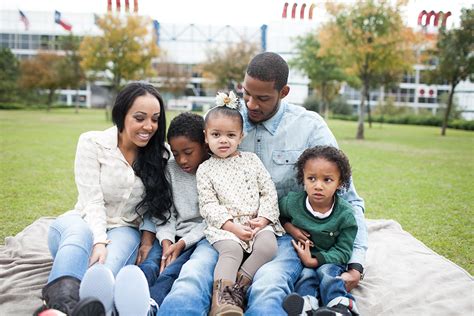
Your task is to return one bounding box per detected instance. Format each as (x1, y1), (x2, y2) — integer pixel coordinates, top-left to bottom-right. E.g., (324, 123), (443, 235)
(158, 52), (367, 316)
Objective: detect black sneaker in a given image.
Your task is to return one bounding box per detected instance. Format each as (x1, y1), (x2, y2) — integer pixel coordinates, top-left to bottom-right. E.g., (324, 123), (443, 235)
(73, 297), (105, 316)
(312, 303), (352, 316)
(283, 293), (305, 316)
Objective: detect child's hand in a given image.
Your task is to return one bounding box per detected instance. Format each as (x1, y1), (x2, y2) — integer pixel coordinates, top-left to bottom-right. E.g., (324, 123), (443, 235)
(291, 239), (318, 268)
(284, 222), (314, 247)
(248, 216), (270, 235)
(232, 223), (254, 241)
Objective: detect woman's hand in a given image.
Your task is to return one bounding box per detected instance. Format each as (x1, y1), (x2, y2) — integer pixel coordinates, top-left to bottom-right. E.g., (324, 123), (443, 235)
(291, 239), (318, 268)
(248, 217), (270, 235)
(159, 239), (173, 272)
(284, 222), (314, 247)
(136, 230), (156, 265)
(89, 243), (107, 266)
(160, 239), (186, 273)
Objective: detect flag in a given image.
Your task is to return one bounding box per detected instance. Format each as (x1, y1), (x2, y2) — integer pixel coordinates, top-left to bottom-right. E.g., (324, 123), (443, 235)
(54, 10), (72, 31)
(19, 10), (30, 30)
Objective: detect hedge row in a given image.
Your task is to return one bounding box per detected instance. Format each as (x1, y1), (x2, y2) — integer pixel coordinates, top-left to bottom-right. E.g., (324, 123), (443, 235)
(331, 114), (474, 131)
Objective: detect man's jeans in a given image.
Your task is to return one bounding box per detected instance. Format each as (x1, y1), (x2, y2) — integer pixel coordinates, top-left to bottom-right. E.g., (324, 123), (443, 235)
(295, 264), (355, 306)
(158, 234), (303, 316)
(139, 241), (196, 306)
(47, 213), (141, 283)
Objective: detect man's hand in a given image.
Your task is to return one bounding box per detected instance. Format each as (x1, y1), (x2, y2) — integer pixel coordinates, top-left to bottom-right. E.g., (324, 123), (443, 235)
(89, 243), (107, 266)
(136, 230), (156, 265)
(291, 239), (318, 268)
(284, 222), (314, 246)
(341, 269), (361, 292)
(248, 216), (270, 235)
(160, 239), (186, 273)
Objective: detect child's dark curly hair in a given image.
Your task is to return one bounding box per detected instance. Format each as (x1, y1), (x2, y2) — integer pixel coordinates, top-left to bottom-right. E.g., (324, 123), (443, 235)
(296, 146), (352, 191)
(167, 112), (205, 144)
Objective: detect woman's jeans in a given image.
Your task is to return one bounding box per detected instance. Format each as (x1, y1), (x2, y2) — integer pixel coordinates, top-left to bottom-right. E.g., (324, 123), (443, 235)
(139, 242), (196, 306)
(158, 234), (303, 316)
(47, 213), (142, 283)
(295, 264), (355, 306)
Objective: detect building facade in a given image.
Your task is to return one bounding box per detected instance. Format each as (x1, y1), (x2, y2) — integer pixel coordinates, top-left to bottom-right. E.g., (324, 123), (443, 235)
(1, 8), (472, 118)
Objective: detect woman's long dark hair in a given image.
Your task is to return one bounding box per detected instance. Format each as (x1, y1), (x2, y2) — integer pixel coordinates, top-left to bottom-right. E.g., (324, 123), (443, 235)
(112, 82), (172, 224)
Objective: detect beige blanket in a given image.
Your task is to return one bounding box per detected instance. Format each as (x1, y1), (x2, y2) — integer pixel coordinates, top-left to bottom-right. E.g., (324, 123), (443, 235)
(0, 218), (473, 315)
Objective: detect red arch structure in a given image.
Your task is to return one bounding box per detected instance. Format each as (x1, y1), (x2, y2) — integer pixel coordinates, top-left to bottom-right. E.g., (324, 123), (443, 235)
(291, 3), (298, 19)
(282, 2), (316, 20)
(417, 10), (452, 27)
(107, 0), (138, 13)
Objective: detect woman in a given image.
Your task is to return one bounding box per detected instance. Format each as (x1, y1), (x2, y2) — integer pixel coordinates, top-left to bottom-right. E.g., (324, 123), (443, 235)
(35, 82), (172, 315)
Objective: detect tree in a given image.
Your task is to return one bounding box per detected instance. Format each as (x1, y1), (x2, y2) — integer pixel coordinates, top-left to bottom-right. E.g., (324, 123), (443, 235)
(0, 48), (20, 103)
(428, 8), (474, 136)
(155, 54), (191, 98)
(19, 52), (64, 111)
(201, 40), (258, 91)
(321, 0), (416, 139)
(60, 34), (85, 113)
(80, 14), (159, 116)
(290, 33), (347, 120)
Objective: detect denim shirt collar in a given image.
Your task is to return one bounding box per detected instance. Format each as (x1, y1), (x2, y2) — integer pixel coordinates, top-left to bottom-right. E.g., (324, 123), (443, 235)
(242, 101), (287, 136)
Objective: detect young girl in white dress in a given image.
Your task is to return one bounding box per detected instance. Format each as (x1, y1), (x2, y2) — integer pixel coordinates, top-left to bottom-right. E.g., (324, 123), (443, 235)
(197, 91), (284, 316)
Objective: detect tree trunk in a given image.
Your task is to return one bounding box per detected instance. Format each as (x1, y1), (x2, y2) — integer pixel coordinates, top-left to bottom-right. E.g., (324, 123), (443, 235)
(356, 83), (367, 139)
(367, 87), (372, 128)
(47, 89), (55, 112)
(441, 83), (456, 136)
(75, 88), (80, 114)
(322, 85), (329, 121)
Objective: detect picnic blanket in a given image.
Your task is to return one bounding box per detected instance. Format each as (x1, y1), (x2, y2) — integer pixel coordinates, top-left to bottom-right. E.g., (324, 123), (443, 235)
(0, 218), (473, 315)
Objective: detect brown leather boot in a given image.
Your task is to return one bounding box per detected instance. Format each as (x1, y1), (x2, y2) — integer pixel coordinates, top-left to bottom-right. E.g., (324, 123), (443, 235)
(209, 279), (243, 316)
(232, 271), (252, 309)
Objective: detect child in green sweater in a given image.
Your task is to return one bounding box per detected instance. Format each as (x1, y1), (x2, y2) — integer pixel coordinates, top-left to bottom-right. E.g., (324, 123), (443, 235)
(280, 146), (360, 316)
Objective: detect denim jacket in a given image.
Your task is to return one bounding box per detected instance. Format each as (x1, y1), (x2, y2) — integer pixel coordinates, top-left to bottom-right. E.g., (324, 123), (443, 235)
(238, 101), (368, 266)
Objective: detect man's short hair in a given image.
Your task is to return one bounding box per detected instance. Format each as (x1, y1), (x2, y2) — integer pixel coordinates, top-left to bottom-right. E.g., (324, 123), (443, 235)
(246, 52), (289, 91)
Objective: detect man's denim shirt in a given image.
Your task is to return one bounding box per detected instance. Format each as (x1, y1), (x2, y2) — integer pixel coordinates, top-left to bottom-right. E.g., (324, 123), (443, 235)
(239, 101), (368, 266)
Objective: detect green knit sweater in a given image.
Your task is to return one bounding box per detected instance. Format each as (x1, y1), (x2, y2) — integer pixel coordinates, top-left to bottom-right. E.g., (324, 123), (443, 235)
(279, 191), (358, 267)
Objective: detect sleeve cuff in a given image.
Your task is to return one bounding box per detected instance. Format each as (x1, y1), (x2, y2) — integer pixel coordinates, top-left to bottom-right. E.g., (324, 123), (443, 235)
(348, 248), (366, 267)
(156, 231), (175, 245)
(314, 253), (326, 267)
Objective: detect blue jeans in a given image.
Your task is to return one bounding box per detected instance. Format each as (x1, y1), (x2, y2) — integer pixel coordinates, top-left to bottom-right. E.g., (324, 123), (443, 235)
(158, 239), (218, 316)
(158, 234), (302, 316)
(295, 264), (355, 306)
(139, 241), (195, 306)
(47, 213), (141, 283)
(245, 234), (303, 315)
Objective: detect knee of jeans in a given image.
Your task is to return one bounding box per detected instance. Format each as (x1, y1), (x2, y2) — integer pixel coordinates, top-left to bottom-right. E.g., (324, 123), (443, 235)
(49, 217), (93, 250)
(316, 264), (339, 278)
(299, 267), (317, 281)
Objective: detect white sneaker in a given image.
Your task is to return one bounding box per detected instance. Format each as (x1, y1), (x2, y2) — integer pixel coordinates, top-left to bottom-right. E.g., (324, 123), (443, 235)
(79, 264), (115, 315)
(114, 265), (151, 316)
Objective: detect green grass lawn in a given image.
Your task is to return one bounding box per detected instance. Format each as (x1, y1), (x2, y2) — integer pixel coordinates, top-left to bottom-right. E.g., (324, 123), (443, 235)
(1, 108), (473, 274)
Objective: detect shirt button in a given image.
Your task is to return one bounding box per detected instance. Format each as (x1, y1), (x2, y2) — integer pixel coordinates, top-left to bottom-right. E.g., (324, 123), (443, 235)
(330, 232), (334, 236)
(257, 139), (261, 142)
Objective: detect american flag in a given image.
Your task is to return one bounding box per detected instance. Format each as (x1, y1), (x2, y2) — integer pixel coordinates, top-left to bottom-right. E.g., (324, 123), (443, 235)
(19, 10), (30, 31)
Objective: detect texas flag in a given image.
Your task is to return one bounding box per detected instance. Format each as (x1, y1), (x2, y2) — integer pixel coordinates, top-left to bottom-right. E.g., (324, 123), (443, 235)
(19, 10), (30, 31)
(54, 10), (72, 31)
